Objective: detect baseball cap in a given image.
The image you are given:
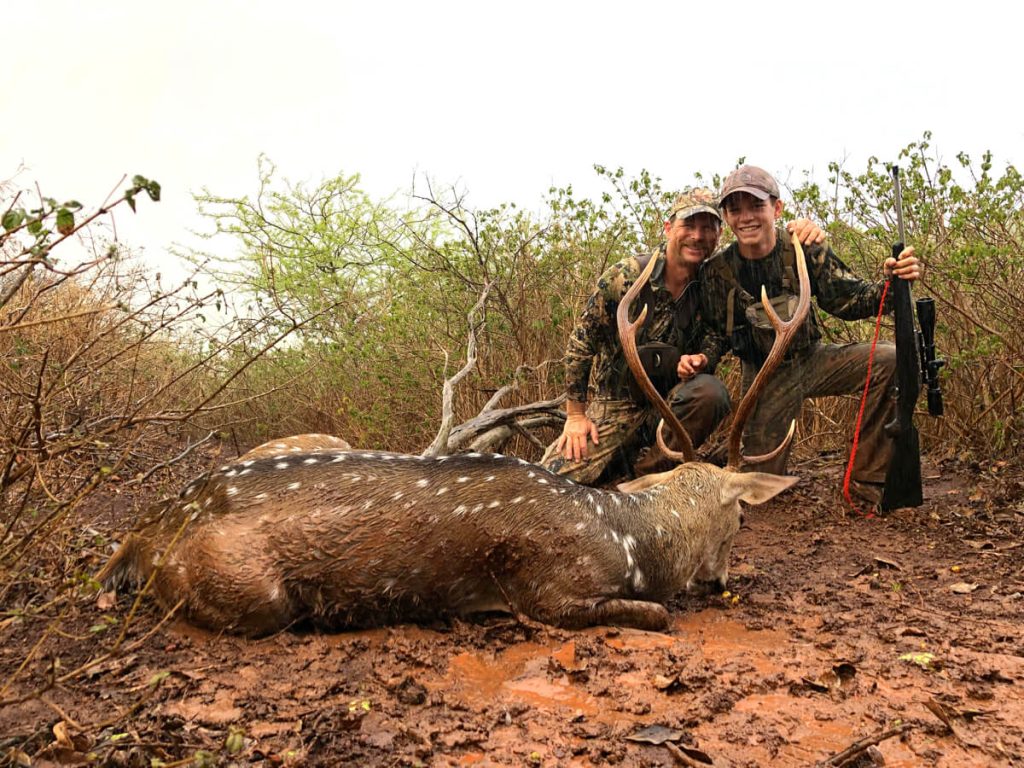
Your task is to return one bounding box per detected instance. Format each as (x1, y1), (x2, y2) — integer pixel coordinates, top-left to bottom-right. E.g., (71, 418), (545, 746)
(668, 187), (721, 222)
(719, 165), (780, 204)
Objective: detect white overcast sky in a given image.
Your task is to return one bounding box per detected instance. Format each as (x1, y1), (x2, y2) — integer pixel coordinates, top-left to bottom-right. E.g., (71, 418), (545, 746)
(4, 0), (1022, 270)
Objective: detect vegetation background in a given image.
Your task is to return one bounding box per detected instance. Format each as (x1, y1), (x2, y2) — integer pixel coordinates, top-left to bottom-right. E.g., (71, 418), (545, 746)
(1, 133), (1021, 761)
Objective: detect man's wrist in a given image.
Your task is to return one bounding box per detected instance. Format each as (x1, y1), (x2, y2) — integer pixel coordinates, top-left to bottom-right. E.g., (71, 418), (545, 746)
(566, 400), (588, 418)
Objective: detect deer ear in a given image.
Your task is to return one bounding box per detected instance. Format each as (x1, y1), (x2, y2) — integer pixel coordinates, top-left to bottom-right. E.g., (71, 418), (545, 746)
(721, 472), (798, 507)
(616, 468), (680, 493)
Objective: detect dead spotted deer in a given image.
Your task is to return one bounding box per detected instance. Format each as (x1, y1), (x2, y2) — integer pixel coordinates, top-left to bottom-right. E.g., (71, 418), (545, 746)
(99, 236), (811, 635)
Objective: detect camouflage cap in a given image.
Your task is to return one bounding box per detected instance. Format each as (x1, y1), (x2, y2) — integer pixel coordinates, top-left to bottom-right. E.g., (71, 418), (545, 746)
(668, 187), (721, 222)
(719, 165), (780, 204)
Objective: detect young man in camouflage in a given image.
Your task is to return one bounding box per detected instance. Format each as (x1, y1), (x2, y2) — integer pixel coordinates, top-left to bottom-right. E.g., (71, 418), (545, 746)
(700, 165), (922, 505)
(541, 188), (824, 485)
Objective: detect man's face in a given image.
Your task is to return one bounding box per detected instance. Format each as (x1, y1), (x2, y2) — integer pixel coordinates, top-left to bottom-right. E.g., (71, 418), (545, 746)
(664, 212), (721, 265)
(721, 192), (783, 257)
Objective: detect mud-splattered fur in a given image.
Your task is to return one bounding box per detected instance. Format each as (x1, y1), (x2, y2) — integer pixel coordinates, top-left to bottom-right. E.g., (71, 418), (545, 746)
(99, 449), (794, 635)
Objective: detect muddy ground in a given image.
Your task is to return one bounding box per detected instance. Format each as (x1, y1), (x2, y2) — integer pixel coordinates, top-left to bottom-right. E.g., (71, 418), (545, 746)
(2, 454), (1022, 767)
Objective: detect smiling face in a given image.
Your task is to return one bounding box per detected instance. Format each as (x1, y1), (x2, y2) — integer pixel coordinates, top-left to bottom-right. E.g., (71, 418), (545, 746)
(721, 192), (784, 259)
(664, 211), (721, 268)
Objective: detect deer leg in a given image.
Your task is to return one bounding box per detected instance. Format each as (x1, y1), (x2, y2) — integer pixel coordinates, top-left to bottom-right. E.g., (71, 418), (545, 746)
(543, 598), (671, 632)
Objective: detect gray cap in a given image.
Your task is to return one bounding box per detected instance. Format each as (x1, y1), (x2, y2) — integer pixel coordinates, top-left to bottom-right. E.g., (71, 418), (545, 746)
(719, 165), (780, 204)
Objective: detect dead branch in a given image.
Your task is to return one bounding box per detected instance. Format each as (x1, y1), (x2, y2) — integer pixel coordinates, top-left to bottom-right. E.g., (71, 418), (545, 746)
(422, 281), (493, 457)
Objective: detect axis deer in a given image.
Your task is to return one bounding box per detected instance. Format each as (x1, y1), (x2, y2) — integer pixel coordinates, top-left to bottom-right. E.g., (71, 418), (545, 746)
(99, 236), (811, 635)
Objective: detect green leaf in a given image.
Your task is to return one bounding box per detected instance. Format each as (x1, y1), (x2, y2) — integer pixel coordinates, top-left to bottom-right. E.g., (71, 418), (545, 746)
(146, 180), (161, 201)
(2, 209), (25, 231)
(56, 207), (75, 236)
(27, 219), (43, 235)
(125, 190), (136, 212)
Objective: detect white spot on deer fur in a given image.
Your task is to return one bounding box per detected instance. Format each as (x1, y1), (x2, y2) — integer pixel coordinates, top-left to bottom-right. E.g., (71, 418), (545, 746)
(436, 487), (449, 495)
(487, 500), (500, 508)
(472, 503), (484, 513)
(269, 585), (280, 601)
(456, 476), (470, 483)
(223, 469), (236, 478)
(453, 504), (468, 516)
(227, 486), (239, 496)
(467, 452), (482, 458)
(273, 454), (287, 460)
(611, 530), (620, 543)
(416, 479), (429, 488)
(203, 497), (212, 508)
(576, 522), (586, 531)
(656, 525), (665, 537)
(273, 443), (287, 449)
(612, 495), (622, 506)
(595, 504), (604, 515)
(671, 509), (680, 519)
(632, 569), (646, 590)
(290, 446), (301, 452)
(528, 498), (537, 504)
(254, 493), (268, 501)
(392, 491), (404, 500)
(349, 474), (361, 482)
(332, 454), (346, 462)
(537, 478), (548, 485)
(527, 471), (536, 478)
(381, 454), (396, 460)
(492, 453), (504, 458)
(304, 458), (319, 465)
(511, 496), (524, 504)
(239, 468), (252, 476)
(485, 475), (495, 482)
(275, 462), (289, 470)
(242, 460), (254, 467)
(518, 458), (530, 465)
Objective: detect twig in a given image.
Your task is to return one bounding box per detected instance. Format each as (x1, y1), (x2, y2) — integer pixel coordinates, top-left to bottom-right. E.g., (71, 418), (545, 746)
(814, 722), (913, 767)
(125, 431), (216, 487)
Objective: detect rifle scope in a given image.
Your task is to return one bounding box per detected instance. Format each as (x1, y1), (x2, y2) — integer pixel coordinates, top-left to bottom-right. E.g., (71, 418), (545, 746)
(915, 297), (945, 417)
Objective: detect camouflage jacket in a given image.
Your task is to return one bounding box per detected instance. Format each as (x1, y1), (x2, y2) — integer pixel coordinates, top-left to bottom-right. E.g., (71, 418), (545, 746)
(564, 245), (722, 403)
(699, 225), (890, 366)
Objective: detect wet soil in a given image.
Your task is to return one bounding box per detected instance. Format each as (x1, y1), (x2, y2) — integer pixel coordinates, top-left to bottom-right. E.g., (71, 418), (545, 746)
(2, 456), (1022, 767)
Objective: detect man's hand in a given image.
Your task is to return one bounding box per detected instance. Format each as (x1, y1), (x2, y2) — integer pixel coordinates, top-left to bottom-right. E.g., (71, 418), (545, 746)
(786, 218), (827, 246)
(556, 412), (599, 461)
(884, 245), (922, 282)
(677, 353), (707, 380)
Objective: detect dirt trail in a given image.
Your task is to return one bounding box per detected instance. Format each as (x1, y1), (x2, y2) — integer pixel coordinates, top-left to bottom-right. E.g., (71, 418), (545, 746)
(2, 458), (1022, 766)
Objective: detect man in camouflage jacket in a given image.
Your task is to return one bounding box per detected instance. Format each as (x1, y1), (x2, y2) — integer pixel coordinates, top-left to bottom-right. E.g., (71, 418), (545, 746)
(700, 165), (922, 505)
(541, 188), (824, 486)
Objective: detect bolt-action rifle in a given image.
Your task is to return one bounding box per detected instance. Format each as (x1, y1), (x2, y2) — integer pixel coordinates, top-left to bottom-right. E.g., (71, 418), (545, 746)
(881, 165), (945, 511)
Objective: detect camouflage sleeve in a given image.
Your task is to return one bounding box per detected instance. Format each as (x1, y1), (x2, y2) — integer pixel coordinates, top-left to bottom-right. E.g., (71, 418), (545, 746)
(562, 262), (626, 402)
(810, 246), (890, 320)
(699, 322), (730, 374)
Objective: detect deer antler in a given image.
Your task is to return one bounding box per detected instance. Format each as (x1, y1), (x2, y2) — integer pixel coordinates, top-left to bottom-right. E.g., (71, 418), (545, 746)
(726, 232), (811, 470)
(616, 255), (697, 463)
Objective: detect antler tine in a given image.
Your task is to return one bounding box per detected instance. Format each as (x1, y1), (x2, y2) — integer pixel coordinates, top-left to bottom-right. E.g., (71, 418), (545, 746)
(726, 232), (812, 470)
(616, 255), (697, 463)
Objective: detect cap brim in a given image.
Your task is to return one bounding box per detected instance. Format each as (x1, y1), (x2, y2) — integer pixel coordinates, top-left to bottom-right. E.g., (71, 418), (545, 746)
(673, 204), (722, 221)
(720, 186), (772, 204)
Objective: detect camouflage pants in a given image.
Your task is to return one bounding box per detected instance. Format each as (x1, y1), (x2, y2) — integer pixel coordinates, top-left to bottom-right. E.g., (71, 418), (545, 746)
(740, 341), (896, 483)
(540, 374), (731, 485)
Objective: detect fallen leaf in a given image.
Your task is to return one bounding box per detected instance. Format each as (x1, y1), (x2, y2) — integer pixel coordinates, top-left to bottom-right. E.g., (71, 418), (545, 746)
(625, 725), (686, 745)
(96, 590), (117, 610)
(874, 556), (903, 571)
(949, 582), (980, 594)
(899, 651), (936, 669)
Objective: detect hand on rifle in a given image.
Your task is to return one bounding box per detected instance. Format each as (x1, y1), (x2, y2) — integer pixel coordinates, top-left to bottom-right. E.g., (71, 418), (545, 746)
(557, 403), (599, 461)
(884, 245), (922, 282)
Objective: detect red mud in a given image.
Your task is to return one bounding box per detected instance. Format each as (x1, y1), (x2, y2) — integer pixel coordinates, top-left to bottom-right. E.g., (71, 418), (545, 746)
(2, 456), (1022, 766)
